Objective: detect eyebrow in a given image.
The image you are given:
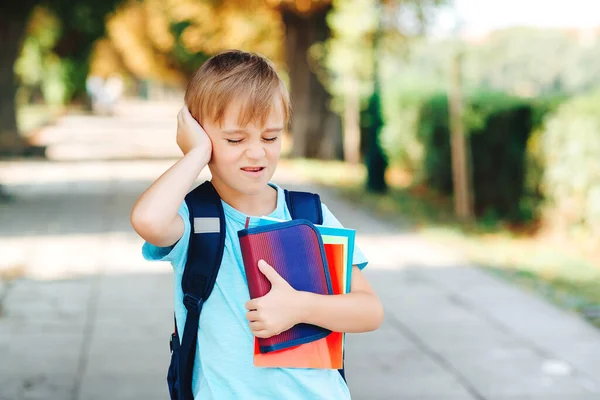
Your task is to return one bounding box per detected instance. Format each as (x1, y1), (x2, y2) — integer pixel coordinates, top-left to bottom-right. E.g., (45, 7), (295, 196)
(221, 127), (284, 134)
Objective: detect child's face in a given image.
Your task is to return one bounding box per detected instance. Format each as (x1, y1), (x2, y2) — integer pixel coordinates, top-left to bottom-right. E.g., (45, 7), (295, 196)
(202, 97), (284, 196)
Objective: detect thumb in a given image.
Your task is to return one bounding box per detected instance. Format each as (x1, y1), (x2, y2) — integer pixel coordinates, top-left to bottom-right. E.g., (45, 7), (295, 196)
(258, 260), (286, 286)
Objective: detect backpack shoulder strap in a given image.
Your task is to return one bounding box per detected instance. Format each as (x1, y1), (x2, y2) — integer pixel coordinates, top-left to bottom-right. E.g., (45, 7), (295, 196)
(284, 189), (323, 224)
(182, 180), (225, 302)
(178, 180), (225, 400)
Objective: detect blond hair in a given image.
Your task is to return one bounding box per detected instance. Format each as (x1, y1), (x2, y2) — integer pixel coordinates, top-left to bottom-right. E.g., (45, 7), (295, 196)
(185, 50), (290, 127)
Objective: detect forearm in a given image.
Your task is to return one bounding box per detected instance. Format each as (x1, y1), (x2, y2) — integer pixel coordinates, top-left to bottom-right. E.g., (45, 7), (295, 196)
(298, 290), (384, 333)
(130, 148), (208, 242)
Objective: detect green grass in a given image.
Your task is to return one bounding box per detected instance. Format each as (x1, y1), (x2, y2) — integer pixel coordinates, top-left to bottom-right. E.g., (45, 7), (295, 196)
(286, 158), (600, 328)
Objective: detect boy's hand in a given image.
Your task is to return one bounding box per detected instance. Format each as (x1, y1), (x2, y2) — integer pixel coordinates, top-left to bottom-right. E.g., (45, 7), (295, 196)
(176, 106), (212, 159)
(245, 260), (303, 339)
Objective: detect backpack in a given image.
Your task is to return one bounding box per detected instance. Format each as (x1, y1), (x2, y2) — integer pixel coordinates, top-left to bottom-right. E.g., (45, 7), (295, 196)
(167, 181), (345, 400)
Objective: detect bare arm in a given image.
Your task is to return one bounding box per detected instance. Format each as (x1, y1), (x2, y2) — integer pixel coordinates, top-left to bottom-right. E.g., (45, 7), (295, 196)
(298, 266), (384, 333)
(246, 263), (383, 337)
(130, 148), (209, 247)
(130, 107), (212, 247)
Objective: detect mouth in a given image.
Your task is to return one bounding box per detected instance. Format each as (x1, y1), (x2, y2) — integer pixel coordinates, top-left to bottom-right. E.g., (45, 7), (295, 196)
(240, 166), (266, 177)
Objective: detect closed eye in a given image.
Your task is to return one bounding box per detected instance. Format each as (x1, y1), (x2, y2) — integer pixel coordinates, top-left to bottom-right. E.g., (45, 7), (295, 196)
(226, 137), (279, 144)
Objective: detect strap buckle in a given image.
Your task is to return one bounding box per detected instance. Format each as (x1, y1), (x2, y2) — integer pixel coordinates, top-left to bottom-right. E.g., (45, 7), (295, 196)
(183, 294), (204, 314)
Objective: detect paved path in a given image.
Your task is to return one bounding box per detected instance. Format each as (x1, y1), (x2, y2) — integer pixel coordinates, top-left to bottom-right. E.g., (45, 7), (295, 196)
(1, 100), (599, 400)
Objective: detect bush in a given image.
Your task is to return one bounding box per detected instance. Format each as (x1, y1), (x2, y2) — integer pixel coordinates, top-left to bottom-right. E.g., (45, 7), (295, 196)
(380, 100), (422, 172)
(521, 96), (567, 221)
(416, 92), (540, 221)
(538, 90), (600, 237)
(379, 78), (441, 172)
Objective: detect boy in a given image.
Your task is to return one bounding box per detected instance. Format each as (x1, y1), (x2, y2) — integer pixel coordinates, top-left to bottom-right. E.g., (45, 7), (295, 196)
(130, 50), (384, 399)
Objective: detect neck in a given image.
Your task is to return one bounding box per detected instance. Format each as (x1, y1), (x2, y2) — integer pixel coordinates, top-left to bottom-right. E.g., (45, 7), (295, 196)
(210, 178), (277, 217)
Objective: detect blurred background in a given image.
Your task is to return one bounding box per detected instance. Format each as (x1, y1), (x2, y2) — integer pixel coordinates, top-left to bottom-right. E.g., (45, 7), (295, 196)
(1, 0), (600, 399)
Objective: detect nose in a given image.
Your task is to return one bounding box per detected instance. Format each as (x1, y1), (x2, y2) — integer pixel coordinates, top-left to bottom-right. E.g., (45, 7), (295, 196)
(245, 141), (266, 160)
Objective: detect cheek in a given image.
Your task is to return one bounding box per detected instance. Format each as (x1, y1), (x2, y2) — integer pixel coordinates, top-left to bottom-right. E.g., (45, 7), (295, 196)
(266, 143), (282, 161)
(212, 143), (241, 165)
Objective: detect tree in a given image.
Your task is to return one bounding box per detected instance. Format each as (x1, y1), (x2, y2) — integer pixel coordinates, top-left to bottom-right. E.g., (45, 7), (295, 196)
(448, 50), (474, 219)
(276, 2), (342, 159)
(104, 0), (343, 160)
(312, 0), (446, 192)
(395, 27), (600, 98)
(0, 2), (35, 156)
(0, 0), (122, 157)
(364, 1), (387, 192)
(310, 0), (378, 165)
(101, 0), (283, 84)
(15, 7), (65, 106)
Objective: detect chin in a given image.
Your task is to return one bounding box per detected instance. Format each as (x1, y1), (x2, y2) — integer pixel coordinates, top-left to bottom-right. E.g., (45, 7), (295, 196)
(229, 179), (268, 196)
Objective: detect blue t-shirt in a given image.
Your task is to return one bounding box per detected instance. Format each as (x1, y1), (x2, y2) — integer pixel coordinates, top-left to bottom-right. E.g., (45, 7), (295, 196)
(142, 182), (368, 399)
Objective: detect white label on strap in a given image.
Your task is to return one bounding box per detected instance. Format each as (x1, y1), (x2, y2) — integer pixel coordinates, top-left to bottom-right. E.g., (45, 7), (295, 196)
(193, 217), (220, 234)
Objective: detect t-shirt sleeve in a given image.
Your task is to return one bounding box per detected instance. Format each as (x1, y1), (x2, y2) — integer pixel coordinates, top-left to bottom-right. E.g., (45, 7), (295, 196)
(141, 201), (191, 270)
(320, 203), (368, 270)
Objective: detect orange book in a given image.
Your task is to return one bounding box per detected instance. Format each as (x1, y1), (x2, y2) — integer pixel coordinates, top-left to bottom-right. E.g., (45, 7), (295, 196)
(253, 243), (346, 369)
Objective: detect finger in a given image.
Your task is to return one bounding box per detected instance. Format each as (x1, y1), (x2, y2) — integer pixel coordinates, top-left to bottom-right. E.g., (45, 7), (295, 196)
(252, 330), (272, 339)
(176, 111), (183, 132)
(182, 105), (192, 119)
(249, 321), (264, 330)
(245, 299), (259, 311)
(258, 260), (285, 286)
(246, 310), (260, 321)
(182, 105), (199, 125)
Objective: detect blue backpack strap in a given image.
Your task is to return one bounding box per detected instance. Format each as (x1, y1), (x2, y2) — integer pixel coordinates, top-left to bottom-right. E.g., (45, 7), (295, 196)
(177, 181), (225, 400)
(284, 190), (346, 381)
(284, 189), (323, 225)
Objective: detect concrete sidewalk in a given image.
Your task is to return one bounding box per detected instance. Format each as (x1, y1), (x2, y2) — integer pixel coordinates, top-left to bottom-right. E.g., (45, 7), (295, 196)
(1, 100), (599, 400)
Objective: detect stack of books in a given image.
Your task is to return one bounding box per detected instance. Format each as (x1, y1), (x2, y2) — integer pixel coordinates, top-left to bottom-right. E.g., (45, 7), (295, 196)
(238, 217), (355, 369)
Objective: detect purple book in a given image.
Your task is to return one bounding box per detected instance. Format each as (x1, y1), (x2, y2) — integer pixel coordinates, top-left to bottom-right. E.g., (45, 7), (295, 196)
(238, 219), (333, 353)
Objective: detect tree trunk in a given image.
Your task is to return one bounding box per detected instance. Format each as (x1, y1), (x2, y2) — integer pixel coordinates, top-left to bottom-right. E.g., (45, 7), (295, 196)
(282, 7), (342, 160)
(0, 12), (29, 157)
(449, 50), (474, 219)
(343, 79), (361, 164)
(365, 3), (387, 193)
(365, 85), (388, 193)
